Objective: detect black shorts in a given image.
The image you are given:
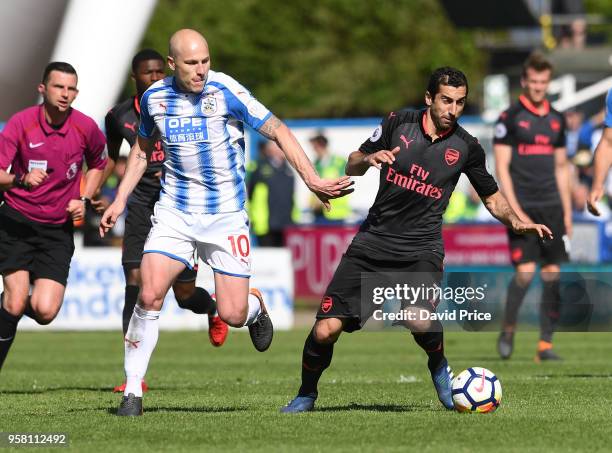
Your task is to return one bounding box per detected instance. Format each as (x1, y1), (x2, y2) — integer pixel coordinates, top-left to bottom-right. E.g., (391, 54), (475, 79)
(507, 205), (568, 266)
(0, 203), (74, 286)
(122, 202), (196, 282)
(316, 245), (443, 332)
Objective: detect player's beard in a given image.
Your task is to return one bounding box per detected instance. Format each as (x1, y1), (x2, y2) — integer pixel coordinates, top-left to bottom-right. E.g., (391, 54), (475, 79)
(431, 109), (453, 132)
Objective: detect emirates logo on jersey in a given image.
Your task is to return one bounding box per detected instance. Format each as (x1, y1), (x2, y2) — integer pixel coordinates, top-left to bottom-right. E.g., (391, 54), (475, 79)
(444, 148), (460, 166)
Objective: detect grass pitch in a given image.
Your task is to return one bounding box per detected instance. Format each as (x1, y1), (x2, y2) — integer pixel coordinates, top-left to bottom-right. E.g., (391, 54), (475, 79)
(0, 329), (610, 452)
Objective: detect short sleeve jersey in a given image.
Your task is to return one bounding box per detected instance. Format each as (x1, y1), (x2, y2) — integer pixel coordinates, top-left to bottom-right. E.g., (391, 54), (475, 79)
(138, 71), (272, 214)
(354, 109), (498, 260)
(493, 95), (566, 208)
(0, 105), (107, 224)
(105, 96), (164, 206)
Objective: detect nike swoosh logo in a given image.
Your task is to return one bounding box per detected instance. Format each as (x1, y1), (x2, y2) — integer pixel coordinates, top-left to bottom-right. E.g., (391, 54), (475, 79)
(29, 142), (44, 148)
(0, 336), (14, 342)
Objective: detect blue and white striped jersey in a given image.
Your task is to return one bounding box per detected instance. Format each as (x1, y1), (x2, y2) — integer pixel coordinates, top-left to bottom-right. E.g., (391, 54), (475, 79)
(138, 70), (272, 213)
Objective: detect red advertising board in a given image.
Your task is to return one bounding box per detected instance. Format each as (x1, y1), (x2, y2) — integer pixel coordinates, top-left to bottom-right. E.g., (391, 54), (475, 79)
(285, 224), (511, 298)
(285, 226), (356, 299)
(442, 224), (510, 265)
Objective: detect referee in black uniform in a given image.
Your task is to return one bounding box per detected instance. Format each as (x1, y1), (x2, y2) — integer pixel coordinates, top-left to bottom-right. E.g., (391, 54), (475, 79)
(281, 67), (553, 413)
(494, 53), (571, 362)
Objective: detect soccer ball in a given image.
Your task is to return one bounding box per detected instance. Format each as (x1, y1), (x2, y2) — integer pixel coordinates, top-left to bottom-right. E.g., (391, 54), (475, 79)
(451, 367), (502, 413)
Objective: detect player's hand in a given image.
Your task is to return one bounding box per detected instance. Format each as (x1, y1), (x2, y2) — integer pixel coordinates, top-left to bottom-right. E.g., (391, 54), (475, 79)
(23, 169), (49, 189)
(362, 147), (400, 170)
(91, 197), (110, 214)
(512, 221), (553, 240)
(99, 199), (126, 237)
(308, 176), (354, 210)
(587, 186), (604, 216)
(66, 199), (85, 221)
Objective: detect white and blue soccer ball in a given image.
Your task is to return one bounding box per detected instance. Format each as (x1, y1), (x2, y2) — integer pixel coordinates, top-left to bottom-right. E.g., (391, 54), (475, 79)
(451, 367), (502, 413)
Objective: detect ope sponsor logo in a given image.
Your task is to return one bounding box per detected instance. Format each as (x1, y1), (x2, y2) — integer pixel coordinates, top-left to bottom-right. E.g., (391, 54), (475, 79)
(165, 117), (206, 143)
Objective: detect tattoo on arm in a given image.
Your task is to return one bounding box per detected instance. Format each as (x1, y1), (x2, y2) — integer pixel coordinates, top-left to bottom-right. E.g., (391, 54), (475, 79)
(136, 150), (147, 161)
(259, 115), (282, 139)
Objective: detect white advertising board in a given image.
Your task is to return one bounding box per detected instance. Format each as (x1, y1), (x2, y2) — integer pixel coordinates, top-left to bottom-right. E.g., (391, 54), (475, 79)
(6, 247), (293, 331)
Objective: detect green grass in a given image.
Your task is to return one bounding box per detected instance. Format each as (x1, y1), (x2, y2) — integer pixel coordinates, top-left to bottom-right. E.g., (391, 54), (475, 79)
(1, 330), (611, 452)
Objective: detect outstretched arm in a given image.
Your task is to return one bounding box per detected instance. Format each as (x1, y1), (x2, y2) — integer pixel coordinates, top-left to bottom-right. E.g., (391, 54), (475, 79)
(258, 115), (353, 209)
(482, 190), (553, 239)
(345, 147), (400, 176)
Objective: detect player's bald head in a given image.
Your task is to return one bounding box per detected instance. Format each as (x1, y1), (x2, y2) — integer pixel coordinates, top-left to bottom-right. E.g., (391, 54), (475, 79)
(167, 29), (211, 93)
(168, 29), (208, 59)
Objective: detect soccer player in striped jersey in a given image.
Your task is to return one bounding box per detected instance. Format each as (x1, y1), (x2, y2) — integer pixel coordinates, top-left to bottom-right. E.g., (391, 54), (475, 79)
(103, 49), (229, 395)
(100, 29), (353, 416)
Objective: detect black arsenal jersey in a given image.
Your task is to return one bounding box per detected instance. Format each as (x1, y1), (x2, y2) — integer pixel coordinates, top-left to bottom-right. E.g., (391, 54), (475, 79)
(493, 95), (566, 208)
(354, 109), (498, 260)
(104, 96), (165, 206)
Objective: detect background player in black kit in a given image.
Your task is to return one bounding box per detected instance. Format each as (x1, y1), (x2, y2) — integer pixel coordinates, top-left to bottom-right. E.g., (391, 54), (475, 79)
(281, 67), (553, 413)
(494, 53), (571, 362)
(103, 49), (228, 393)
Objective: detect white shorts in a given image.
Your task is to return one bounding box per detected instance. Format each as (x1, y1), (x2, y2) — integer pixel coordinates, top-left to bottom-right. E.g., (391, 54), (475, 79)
(143, 203), (252, 278)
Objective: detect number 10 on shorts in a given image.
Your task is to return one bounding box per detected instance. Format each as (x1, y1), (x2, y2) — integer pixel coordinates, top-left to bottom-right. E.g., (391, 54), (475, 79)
(228, 234), (250, 257)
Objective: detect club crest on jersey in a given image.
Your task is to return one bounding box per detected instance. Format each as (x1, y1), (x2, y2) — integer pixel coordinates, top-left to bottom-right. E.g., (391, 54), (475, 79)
(66, 162), (78, 180)
(201, 95), (217, 115)
(444, 148), (460, 166)
(321, 296), (333, 314)
(550, 119), (561, 131)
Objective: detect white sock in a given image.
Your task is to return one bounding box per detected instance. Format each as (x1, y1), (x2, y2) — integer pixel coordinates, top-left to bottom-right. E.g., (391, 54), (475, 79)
(244, 293), (262, 326)
(124, 305), (160, 397)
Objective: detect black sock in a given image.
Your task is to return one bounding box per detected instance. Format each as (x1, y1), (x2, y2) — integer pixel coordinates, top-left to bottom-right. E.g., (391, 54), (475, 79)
(412, 328), (445, 372)
(123, 285), (139, 336)
(176, 287), (216, 315)
(298, 329), (334, 396)
(503, 276), (530, 331)
(540, 279), (561, 343)
(0, 295), (22, 371)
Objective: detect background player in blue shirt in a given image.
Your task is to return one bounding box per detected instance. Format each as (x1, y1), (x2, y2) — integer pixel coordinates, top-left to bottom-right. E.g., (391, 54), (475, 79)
(588, 88), (612, 215)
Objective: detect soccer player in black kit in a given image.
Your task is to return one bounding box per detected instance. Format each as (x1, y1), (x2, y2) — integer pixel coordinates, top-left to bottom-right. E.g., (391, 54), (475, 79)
(103, 49), (228, 393)
(281, 67), (553, 413)
(494, 53), (571, 362)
